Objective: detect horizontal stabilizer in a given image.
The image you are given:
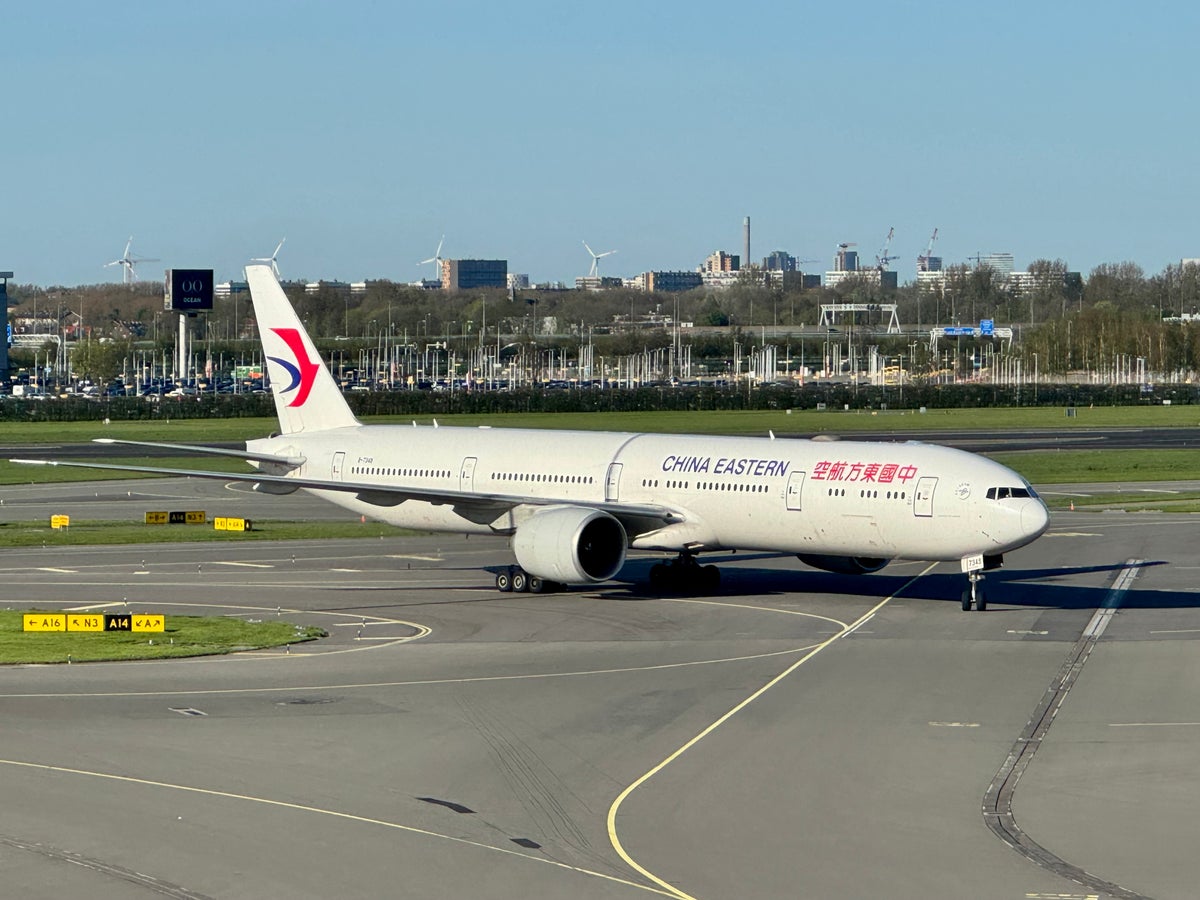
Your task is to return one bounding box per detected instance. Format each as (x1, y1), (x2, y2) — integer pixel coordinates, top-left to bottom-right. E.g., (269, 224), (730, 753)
(92, 438), (304, 468)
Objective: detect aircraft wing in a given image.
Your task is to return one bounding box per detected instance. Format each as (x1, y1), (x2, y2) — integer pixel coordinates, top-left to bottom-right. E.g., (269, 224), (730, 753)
(8, 456), (683, 528)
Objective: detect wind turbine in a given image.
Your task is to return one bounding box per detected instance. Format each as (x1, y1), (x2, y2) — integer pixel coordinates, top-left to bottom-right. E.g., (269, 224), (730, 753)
(418, 235), (445, 283)
(251, 238), (287, 279)
(583, 240), (617, 278)
(103, 236), (159, 284)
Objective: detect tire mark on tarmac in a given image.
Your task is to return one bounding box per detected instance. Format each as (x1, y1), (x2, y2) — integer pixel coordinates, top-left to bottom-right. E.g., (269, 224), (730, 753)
(0, 759), (680, 898)
(0, 833), (212, 899)
(982, 559), (1152, 900)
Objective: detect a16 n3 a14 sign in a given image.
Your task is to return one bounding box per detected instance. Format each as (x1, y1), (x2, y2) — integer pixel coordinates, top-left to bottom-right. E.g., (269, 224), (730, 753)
(165, 268), (214, 311)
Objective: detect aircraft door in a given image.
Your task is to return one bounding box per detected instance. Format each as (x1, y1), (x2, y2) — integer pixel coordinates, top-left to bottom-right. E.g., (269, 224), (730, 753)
(605, 463), (623, 502)
(785, 470), (806, 511)
(913, 476), (937, 517)
(460, 456), (478, 492)
(332, 451), (345, 481)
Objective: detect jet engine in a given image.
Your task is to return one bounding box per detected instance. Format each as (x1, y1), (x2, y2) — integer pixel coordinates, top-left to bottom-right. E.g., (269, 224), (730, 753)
(512, 507), (628, 585)
(797, 554), (890, 575)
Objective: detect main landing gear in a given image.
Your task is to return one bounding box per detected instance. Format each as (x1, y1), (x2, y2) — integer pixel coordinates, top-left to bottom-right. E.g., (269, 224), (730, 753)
(961, 570), (988, 612)
(495, 567), (563, 594)
(649, 553), (721, 595)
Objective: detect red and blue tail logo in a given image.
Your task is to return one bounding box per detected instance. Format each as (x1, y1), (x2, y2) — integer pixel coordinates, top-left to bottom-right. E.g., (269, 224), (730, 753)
(268, 327), (321, 407)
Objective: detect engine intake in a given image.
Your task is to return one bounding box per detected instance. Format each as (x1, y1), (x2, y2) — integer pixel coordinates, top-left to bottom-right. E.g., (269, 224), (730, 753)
(512, 507), (627, 585)
(797, 554), (890, 575)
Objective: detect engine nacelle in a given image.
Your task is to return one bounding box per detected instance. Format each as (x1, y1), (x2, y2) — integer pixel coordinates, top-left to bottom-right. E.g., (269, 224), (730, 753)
(512, 507), (628, 585)
(797, 554), (890, 575)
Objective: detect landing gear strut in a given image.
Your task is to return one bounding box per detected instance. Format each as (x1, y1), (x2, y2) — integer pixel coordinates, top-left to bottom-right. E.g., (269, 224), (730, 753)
(496, 567), (561, 594)
(648, 553), (721, 595)
(961, 570), (987, 612)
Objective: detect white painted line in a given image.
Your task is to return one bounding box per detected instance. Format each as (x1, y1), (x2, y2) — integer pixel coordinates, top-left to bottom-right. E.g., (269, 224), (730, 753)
(1043, 532), (1102, 538)
(1139, 488), (1180, 494)
(64, 602), (125, 611)
(929, 722), (980, 728)
(1081, 559), (1142, 640)
(37, 567), (78, 574)
(1007, 630), (1049, 635)
(213, 561), (275, 569)
(330, 568), (361, 573)
(1150, 628), (1200, 634)
(1109, 722), (1200, 728)
(354, 636), (409, 641)
(386, 554), (443, 562)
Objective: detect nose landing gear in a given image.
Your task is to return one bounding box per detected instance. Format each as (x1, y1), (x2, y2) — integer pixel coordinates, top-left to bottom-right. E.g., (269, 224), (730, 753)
(961, 570), (987, 611)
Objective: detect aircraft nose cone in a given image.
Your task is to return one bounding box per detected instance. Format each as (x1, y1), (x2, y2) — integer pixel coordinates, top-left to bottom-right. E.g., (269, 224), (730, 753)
(1022, 499), (1050, 539)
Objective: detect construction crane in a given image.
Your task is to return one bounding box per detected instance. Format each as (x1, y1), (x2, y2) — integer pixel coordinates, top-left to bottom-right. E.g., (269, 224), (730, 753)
(917, 228), (939, 271)
(875, 227), (898, 271)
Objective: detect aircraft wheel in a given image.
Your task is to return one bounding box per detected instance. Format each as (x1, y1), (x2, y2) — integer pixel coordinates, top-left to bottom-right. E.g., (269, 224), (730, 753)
(961, 590), (972, 611)
(528, 575), (545, 594)
(702, 565), (721, 593)
(511, 569), (529, 593)
(496, 570), (513, 593)
(975, 590), (988, 612)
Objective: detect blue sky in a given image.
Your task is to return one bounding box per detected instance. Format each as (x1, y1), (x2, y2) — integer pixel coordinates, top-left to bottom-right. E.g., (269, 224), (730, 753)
(5, 1), (1198, 287)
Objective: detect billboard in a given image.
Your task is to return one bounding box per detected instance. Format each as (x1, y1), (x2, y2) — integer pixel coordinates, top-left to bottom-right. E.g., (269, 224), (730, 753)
(164, 268), (214, 312)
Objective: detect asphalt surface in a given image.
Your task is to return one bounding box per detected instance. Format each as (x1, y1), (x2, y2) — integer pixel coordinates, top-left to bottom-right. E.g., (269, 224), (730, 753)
(1, 434), (1199, 899)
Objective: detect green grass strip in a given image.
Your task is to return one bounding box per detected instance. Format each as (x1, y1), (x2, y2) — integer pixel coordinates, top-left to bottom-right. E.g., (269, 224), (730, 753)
(0, 611), (326, 664)
(0, 519), (422, 548)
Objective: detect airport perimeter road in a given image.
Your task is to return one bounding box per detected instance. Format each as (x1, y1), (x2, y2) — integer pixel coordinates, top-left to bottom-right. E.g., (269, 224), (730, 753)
(1, 506), (1197, 899)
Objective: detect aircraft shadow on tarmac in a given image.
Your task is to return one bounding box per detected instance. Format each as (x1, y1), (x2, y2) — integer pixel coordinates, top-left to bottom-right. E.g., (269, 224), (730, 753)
(321, 558), (1192, 614)
(607, 558), (1192, 612)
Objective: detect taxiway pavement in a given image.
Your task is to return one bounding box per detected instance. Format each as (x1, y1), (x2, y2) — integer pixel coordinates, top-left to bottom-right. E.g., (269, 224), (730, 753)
(1, 478), (1197, 898)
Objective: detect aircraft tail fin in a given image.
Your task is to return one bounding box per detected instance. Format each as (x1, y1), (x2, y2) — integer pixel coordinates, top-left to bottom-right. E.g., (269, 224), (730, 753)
(245, 263), (360, 434)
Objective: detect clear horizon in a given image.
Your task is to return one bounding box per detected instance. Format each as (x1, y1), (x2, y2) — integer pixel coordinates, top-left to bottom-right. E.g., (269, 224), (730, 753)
(6, 1), (1197, 288)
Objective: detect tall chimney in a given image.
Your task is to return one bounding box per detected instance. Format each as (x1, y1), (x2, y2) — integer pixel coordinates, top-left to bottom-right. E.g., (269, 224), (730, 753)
(743, 216), (750, 270)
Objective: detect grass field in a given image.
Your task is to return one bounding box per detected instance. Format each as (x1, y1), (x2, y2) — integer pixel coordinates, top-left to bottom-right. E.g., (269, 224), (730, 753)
(0, 611), (326, 664)
(1, 403), (1200, 446)
(0, 519), (419, 548)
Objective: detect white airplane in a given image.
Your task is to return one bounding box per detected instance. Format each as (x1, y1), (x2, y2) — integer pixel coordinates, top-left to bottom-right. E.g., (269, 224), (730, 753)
(13, 263), (1049, 610)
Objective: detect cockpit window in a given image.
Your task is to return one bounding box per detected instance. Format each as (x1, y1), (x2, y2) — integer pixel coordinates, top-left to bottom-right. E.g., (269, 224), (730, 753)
(987, 486), (1037, 500)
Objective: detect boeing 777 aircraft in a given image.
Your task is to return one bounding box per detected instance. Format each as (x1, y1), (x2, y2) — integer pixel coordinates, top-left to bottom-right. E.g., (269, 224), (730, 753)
(14, 263), (1049, 610)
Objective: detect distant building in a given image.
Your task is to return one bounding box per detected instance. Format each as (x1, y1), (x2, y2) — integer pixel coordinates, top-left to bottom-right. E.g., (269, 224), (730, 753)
(305, 280), (350, 293)
(575, 276), (622, 291)
(763, 250), (796, 272)
(642, 271), (703, 293)
(440, 259), (507, 291)
(835, 244), (859, 272)
(700, 271), (740, 289)
(507, 273), (530, 290)
(825, 269), (898, 291)
(702, 251), (740, 273)
(975, 252), (1015, 275)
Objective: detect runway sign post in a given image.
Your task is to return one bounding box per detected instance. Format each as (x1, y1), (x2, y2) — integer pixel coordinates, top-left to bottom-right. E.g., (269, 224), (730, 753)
(145, 511), (206, 525)
(23, 614), (66, 632)
(21, 613), (165, 633)
(50, 514), (70, 529)
(67, 614), (104, 632)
